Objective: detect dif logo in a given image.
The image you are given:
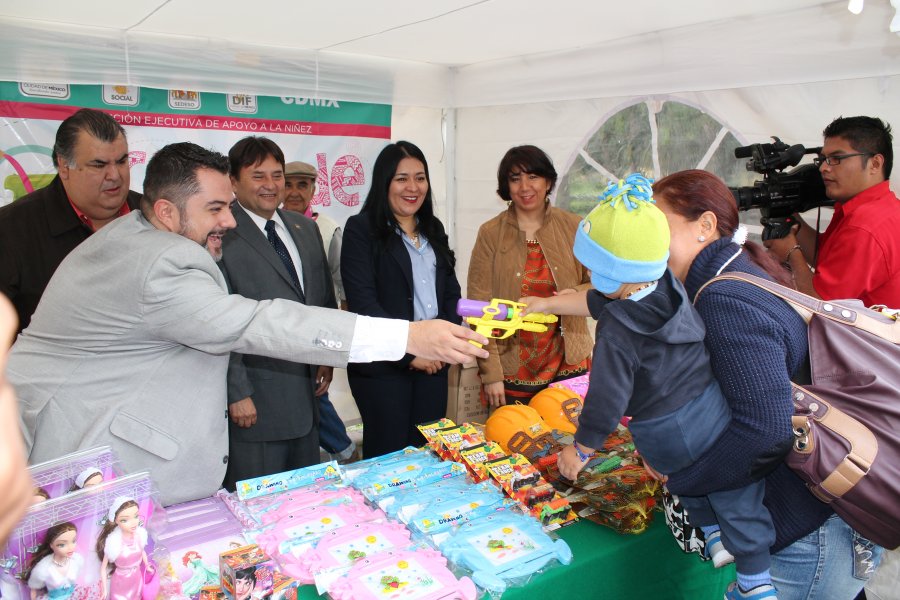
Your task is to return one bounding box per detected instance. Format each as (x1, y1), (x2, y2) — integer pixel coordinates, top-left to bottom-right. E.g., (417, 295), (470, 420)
(103, 85), (139, 106)
(226, 94), (258, 114)
(168, 89), (201, 110)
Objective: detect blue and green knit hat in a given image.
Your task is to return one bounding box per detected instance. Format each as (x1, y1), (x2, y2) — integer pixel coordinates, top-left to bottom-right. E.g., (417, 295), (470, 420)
(573, 173), (670, 294)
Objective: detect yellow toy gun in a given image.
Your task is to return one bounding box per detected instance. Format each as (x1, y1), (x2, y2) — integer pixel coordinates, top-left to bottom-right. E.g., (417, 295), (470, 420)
(456, 298), (558, 347)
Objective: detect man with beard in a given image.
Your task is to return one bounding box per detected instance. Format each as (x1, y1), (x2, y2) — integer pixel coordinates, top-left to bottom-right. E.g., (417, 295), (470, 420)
(8, 142), (488, 505)
(0, 108), (142, 334)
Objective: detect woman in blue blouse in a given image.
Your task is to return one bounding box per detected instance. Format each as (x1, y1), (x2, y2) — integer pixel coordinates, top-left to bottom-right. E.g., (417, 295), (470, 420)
(341, 141), (462, 457)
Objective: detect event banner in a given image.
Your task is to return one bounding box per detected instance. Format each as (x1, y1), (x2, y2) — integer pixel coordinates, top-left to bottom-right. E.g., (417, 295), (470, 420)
(0, 82), (392, 224)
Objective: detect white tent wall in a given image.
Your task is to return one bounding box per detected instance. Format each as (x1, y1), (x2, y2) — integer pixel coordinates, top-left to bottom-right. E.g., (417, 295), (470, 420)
(451, 75), (900, 296)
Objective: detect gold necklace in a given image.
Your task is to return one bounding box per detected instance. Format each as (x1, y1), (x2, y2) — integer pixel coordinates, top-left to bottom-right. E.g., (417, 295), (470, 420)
(623, 281), (657, 299)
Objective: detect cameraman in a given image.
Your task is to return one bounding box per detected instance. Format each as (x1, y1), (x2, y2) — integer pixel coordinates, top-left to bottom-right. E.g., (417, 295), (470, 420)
(766, 116), (900, 308)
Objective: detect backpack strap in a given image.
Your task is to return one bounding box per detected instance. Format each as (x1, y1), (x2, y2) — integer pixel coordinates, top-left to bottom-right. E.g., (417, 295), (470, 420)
(694, 272), (900, 343)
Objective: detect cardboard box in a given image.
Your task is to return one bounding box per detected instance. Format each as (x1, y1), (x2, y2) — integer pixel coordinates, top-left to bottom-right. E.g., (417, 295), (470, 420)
(219, 544), (275, 600)
(446, 363), (489, 424)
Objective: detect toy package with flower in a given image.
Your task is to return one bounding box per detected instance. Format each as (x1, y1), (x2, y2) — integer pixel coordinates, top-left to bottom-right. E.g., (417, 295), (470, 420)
(235, 461), (341, 501)
(218, 544), (274, 600)
(153, 496), (247, 598)
(459, 442), (507, 483)
(1, 471), (163, 600)
(290, 520), (414, 584)
(247, 502), (386, 567)
(350, 456), (467, 501)
(328, 548), (477, 600)
(407, 490), (519, 544)
(434, 423), (486, 462)
(438, 512), (572, 597)
(457, 298), (558, 348)
(484, 454), (577, 528)
(416, 419), (456, 452)
(28, 445), (124, 500)
(378, 477), (482, 519)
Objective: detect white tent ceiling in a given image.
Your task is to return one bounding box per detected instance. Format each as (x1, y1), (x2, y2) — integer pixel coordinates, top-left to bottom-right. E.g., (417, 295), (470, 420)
(2, 0), (899, 107)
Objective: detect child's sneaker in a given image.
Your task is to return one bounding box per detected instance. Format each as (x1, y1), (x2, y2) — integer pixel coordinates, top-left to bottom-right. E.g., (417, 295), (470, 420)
(704, 530), (735, 568)
(724, 582), (778, 599)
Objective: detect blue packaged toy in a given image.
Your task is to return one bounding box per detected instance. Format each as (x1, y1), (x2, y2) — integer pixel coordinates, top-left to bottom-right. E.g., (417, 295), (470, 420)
(439, 512), (572, 596)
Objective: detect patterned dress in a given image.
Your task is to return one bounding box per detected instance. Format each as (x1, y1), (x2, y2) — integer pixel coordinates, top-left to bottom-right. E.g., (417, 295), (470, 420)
(503, 240), (590, 402)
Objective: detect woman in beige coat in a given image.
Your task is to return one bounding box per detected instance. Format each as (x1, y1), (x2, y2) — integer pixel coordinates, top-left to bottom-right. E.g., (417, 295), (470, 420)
(467, 145), (592, 407)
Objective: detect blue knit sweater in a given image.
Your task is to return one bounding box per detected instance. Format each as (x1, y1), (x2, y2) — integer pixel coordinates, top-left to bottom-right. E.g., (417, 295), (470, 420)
(665, 238), (833, 552)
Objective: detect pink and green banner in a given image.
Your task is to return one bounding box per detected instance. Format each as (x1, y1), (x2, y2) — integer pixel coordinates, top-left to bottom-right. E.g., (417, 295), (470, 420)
(0, 82), (392, 224)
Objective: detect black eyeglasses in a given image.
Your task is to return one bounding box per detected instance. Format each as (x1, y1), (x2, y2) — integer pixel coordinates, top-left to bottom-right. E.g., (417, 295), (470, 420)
(813, 153), (873, 167)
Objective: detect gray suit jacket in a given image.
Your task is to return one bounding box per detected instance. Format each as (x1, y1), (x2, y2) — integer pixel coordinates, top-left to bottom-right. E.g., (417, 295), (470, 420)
(218, 204), (337, 442)
(9, 211), (356, 505)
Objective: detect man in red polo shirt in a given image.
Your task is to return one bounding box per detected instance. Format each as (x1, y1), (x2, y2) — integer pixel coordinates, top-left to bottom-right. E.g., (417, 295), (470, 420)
(767, 116), (900, 308)
(0, 108), (142, 333)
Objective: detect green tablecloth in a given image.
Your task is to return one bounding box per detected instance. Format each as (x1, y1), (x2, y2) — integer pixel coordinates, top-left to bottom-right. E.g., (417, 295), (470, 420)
(296, 516), (734, 599)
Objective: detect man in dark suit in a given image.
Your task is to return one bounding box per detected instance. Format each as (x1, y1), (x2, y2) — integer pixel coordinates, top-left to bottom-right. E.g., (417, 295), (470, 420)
(0, 108), (142, 333)
(218, 137), (337, 489)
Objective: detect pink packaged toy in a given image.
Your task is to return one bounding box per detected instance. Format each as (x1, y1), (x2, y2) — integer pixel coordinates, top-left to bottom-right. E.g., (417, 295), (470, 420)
(290, 521), (412, 584)
(251, 503), (386, 562)
(1, 472), (162, 600)
(328, 549), (477, 600)
(548, 373), (589, 399)
(256, 488), (365, 526)
(155, 496), (246, 598)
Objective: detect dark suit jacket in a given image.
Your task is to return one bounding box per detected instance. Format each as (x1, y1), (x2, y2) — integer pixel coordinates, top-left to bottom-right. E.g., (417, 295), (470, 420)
(0, 175), (142, 333)
(218, 204), (337, 442)
(341, 213), (462, 378)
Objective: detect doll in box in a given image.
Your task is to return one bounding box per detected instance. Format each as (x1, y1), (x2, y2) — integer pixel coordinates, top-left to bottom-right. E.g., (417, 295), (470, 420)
(96, 498), (150, 600)
(24, 522), (83, 600)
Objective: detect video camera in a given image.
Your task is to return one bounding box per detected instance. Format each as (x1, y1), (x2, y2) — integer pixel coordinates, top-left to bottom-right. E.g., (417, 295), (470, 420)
(729, 137), (832, 240)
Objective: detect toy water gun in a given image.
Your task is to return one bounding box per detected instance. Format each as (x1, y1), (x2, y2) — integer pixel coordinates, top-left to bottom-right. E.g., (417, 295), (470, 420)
(456, 298), (558, 347)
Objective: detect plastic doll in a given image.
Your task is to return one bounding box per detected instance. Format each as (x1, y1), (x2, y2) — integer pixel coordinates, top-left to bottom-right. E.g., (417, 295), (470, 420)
(25, 521), (84, 600)
(180, 551), (218, 596)
(69, 468), (103, 492)
(96, 497), (150, 600)
(31, 487), (51, 505)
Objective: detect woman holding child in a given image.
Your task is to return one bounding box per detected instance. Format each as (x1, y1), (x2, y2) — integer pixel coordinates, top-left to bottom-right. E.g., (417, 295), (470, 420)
(652, 169), (882, 599)
(526, 169), (882, 599)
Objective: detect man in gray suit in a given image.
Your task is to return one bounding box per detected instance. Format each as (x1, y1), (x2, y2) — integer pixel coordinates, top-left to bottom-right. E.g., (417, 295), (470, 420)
(8, 142), (487, 506)
(218, 137), (334, 489)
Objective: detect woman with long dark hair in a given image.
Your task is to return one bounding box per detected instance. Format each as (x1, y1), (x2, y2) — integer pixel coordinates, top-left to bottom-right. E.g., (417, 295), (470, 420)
(341, 141), (462, 457)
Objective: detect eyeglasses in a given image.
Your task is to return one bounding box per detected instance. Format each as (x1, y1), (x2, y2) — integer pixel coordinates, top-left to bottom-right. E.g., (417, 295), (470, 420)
(813, 153), (873, 167)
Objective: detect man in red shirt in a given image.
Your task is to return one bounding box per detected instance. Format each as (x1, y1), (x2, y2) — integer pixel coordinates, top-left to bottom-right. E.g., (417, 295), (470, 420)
(767, 116), (900, 308)
(0, 108), (142, 333)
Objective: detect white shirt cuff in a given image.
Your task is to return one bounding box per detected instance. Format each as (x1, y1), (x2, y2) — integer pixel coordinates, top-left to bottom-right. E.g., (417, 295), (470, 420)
(349, 316), (408, 362)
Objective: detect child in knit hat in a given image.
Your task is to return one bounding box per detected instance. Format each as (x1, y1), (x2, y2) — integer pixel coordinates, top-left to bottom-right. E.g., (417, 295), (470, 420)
(522, 174), (779, 600)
